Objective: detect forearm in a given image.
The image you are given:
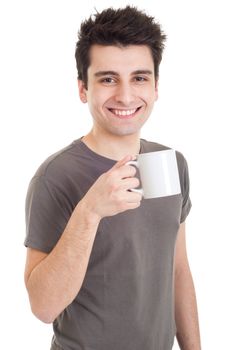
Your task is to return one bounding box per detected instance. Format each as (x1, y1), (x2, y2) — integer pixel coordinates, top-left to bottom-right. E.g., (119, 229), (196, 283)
(26, 201), (100, 323)
(175, 266), (201, 350)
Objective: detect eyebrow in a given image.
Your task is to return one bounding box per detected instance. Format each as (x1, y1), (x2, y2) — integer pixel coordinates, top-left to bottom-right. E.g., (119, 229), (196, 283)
(94, 69), (153, 77)
(94, 71), (119, 77)
(133, 70), (153, 75)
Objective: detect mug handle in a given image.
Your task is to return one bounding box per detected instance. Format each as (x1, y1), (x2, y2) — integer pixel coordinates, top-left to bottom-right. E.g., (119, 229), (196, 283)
(126, 160), (144, 196)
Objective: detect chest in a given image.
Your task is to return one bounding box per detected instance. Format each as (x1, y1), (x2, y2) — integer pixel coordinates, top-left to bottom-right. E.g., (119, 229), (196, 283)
(88, 194), (182, 275)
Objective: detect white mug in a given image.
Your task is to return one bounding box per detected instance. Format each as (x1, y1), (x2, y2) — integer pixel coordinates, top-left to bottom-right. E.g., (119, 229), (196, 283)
(127, 149), (181, 199)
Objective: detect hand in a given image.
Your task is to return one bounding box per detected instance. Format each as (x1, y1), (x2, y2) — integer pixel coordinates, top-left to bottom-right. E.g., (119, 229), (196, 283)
(80, 155), (142, 219)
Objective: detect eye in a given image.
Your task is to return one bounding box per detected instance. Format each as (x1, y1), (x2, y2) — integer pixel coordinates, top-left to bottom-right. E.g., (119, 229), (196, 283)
(100, 77), (116, 84)
(134, 76), (147, 82)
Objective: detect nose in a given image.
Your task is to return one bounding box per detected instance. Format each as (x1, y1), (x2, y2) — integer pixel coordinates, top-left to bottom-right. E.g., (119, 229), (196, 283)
(114, 82), (136, 106)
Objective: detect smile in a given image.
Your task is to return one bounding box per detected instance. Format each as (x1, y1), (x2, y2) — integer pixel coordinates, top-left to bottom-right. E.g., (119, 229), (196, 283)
(108, 107), (142, 117)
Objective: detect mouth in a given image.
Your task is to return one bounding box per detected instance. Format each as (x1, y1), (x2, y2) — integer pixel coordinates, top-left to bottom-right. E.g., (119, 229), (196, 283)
(107, 107), (142, 119)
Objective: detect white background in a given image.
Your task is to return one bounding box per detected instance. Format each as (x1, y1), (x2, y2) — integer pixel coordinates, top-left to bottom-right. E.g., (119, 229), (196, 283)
(0, 0), (231, 348)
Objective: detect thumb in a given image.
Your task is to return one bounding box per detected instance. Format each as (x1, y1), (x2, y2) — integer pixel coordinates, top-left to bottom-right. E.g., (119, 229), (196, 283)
(110, 155), (133, 171)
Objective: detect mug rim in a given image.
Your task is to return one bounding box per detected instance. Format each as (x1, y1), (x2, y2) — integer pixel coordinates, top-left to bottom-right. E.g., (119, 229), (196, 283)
(137, 148), (175, 158)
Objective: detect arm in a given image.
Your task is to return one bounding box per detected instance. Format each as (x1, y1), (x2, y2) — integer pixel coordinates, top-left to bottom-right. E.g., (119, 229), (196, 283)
(24, 203), (100, 324)
(174, 222), (201, 350)
(24, 155), (141, 324)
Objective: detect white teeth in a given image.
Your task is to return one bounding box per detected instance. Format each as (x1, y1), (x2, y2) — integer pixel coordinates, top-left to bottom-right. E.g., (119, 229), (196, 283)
(110, 108), (137, 116)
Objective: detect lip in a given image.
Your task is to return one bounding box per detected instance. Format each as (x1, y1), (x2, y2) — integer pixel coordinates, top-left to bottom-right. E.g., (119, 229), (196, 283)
(107, 106), (142, 119)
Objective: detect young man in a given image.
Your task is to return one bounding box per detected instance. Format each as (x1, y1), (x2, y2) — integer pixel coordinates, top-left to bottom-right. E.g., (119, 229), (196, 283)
(24, 6), (201, 350)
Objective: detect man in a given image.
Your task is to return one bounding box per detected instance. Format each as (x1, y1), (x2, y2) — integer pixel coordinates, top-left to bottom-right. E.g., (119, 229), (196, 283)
(24, 6), (201, 350)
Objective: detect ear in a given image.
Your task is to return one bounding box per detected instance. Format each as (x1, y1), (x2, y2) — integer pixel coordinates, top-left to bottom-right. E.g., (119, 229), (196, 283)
(78, 80), (87, 103)
(154, 79), (159, 101)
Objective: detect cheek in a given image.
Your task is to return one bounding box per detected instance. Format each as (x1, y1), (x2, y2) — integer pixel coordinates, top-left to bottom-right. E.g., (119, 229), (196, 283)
(87, 95), (108, 119)
(139, 85), (157, 102)
(141, 93), (156, 107)
(89, 89), (110, 108)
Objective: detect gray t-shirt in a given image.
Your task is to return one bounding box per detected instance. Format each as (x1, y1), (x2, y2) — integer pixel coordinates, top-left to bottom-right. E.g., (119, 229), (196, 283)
(25, 138), (191, 350)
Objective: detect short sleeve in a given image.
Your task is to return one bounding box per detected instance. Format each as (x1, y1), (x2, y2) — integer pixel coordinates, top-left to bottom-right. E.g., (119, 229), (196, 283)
(25, 176), (70, 253)
(180, 156), (192, 223)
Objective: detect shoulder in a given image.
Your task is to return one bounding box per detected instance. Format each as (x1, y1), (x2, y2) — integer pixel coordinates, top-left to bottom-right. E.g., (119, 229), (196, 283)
(140, 138), (170, 153)
(30, 139), (83, 187)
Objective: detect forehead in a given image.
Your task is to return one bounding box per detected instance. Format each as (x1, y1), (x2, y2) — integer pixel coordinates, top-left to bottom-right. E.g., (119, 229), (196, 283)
(88, 45), (154, 75)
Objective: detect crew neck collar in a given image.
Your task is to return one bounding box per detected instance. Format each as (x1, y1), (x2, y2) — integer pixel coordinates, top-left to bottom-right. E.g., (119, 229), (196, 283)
(75, 137), (145, 164)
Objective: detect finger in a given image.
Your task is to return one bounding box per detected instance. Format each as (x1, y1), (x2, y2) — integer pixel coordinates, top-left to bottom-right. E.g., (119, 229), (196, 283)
(120, 177), (140, 191)
(124, 191), (142, 203)
(124, 201), (141, 210)
(114, 164), (137, 180)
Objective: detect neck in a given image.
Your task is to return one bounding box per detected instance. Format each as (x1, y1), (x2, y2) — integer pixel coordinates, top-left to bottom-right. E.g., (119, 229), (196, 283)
(82, 129), (141, 161)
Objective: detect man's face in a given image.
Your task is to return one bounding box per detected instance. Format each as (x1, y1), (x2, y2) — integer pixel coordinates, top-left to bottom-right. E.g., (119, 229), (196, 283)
(78, 44), (158, 137)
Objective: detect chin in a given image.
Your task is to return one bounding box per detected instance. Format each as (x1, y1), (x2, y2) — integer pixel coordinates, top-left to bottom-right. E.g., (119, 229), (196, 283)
(108, 126), (141, 137)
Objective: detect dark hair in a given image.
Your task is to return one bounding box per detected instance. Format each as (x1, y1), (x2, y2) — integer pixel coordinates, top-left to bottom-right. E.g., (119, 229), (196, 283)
(75, 6), (166, 88)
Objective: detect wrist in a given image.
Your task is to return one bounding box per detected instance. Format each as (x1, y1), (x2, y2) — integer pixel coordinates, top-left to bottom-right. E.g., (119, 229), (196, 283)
(75, 199), (102, 227)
